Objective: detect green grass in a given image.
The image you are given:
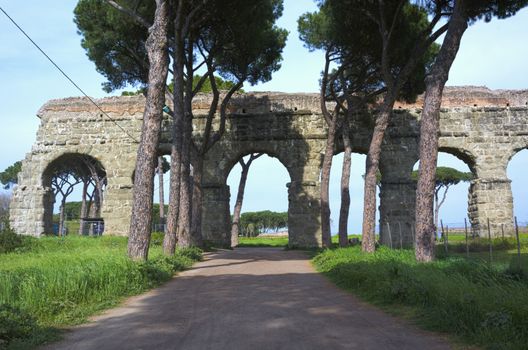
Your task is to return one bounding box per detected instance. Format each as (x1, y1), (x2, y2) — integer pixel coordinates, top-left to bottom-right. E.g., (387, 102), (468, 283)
(436, 236), (528, 272)
(237, 234), (368, 248)
(0, 234), (201, 349)
(237, 236), (289, 247)
(313, 246), (528, 349)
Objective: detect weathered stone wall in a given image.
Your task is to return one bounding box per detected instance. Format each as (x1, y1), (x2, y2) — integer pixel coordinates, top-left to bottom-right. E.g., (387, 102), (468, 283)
(10, 87), (528, 247)
(10, 97), (143, 236)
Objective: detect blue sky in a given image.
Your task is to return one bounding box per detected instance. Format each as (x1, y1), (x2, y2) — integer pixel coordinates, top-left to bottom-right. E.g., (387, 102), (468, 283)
(1, 1), (528, 233)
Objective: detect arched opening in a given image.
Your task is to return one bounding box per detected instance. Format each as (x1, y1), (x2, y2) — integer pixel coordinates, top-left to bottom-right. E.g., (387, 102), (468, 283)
(412, 151), (474, 238)
(507, 149), (528, 227)
(226, 153), (291, 246)
(328, 151), (379, 241)
(42, 153), (106, 236)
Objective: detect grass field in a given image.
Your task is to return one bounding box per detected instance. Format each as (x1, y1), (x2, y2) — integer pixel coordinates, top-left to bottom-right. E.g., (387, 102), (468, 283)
(237, 234), (367, 247)
(238, 236), (289, 247)
(313, 246), (528, 349)
(0, 233), (201, 349)
(436, 234), (528, 272)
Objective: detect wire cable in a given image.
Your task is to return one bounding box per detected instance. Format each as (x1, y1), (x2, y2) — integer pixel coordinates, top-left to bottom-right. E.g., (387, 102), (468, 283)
(0, 6), (139, 143)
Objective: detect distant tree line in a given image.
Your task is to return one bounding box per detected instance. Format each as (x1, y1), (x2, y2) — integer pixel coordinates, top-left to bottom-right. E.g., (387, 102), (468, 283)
(238, 211), (288, 237)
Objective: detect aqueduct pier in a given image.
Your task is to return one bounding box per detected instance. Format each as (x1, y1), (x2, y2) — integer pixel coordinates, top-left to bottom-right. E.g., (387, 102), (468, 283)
(10, 86), (528, 247)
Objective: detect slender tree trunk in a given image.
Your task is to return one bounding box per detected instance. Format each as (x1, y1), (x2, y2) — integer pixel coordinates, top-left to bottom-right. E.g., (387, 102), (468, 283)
(88, 187), (101, 235)
(338, 112), (352, 247)
(79, 180), (89, 235)
(231, 160), (251, 247)
(59, 200), (66, 237)
(190, 156), (204, 247)
(177, 111), (193, 248)
(158, 156), (165, 226)
(321, 118), (337, 247)
(177, 43), (195, 248)
(127, 0), (169, 261)
(415, 0), (468, 262)
(163, 7), (185, 255)
(434, 191), (440, 240)
(361, 97), (394, 252)
(434, 186), (449, 239)
(92, 184), (101, 217)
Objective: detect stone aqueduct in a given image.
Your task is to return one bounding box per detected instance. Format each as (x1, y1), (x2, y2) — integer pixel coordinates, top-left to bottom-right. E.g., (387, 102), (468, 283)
(10, 87), (528, 247)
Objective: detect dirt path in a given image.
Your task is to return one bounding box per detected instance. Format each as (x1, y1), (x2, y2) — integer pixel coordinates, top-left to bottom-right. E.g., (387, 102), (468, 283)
(43, 248), (451, 350)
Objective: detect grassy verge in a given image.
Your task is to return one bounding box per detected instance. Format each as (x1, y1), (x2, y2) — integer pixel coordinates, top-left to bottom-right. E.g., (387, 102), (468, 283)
(237, 236), (289, 247)
(237, 234), (370, 248)
(313, 246), (528, 349)
(0, 233), (201, 349)
(436, 235), (528, 272)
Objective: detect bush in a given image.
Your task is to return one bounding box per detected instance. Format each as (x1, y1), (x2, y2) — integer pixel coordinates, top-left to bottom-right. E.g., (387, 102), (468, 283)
(0, 223), (23, 254)
(149, 232), (165, 247)
(0, 304), (37, 347)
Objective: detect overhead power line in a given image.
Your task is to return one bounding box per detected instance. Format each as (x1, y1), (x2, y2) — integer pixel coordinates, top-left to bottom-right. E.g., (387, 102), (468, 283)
(0, 6), (139, 143)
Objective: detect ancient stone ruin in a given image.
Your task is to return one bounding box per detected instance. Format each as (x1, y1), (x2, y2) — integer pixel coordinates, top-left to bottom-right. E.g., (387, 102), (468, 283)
(10, 86), (528, 247)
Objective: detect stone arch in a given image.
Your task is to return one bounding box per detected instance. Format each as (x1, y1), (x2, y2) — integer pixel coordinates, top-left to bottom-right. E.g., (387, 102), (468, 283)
(41, 153), (107, 235)
(201, 135), (323, 247)
(222, 149), (294, 185)
(507, 141), (528, 164)
(432, 146), (513, 238)
(437, 146), (477, 176)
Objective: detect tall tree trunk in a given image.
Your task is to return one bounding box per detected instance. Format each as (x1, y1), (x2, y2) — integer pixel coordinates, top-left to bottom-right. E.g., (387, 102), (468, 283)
(321, 118), (338, 247)
(127, 0), (169, 261)
(231, 162), (249, 248)
(434, 186), (449, 240)
(158, 156), (165, 226)
(177, 110), (193, 248)
(163, 5), (185, 256)
(231, 154), (261, 247)
(190, 156), (204, 247)
(415, 0), (468, 262)
(338, 112), (352, 247)
(361, 98), (394, 252)
(59, 199), (66, 237)
(434, 190), (440, 240)
(79, 180), (89, 235)
(92, 186), (101, 217)
(177, 43), (195, 248)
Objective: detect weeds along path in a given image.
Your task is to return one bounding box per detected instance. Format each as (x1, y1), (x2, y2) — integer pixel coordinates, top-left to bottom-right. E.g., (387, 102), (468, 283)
(43, 248), (451, 350)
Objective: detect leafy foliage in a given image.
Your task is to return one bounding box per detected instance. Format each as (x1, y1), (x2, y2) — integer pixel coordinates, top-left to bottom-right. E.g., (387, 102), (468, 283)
(74, 0), (287, 92)
(169, 75), (244, 94)
(239, 211), (288, 236)
(412, 166), (473, 188)
(0, 161), (21, 189)
(123, 74), (245, 96)
(74, 0), (154, 92)
(298, 1), (437, 105)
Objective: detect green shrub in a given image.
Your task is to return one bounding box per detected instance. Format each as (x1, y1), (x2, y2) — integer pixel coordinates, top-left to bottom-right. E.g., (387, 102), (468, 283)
(0, 224), (23, 254)
(149, 232), (165, 247)
(0, 304), (37, 347)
